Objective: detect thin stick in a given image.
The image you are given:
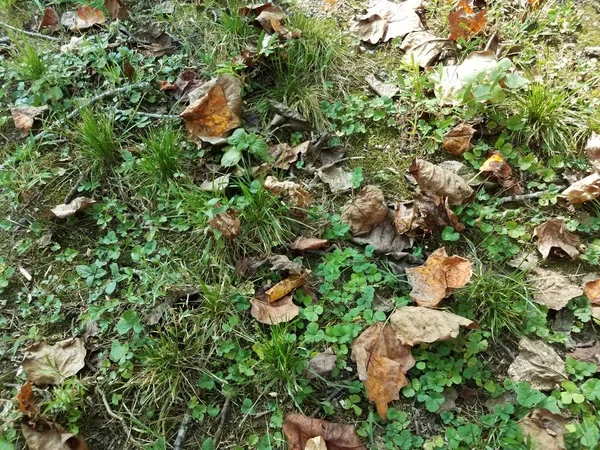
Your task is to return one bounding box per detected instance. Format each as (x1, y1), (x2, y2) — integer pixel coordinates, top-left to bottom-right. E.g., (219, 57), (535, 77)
(496, 191), (546, 205)
(213, 398), (231, 444)
(95, 386), (143, 448)
(319, 156), (366, 172)
(0, 21), (62, 42)
(172, 413), (192, 450)
(63, 168), (91, 204)
(115, 109), (181, 120)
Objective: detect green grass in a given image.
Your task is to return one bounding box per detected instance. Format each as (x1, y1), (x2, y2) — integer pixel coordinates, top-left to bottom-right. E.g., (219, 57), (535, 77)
(140, 125), (183, 183)
(75, 109), (120, 169)
(11, 38), (45, 81)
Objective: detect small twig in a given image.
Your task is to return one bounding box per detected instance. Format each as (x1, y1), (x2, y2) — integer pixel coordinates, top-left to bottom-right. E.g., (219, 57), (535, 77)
(115, 109), (181, 119)
(213, 398), (231, 444)
(173, 413), (192, 450)
(319, 156), (366, 172)
(496, 341), (515, 361)
(95, 386), (143, 448)
(0, 21), (62, 42)
(64, 168), (91, 204)
(496, 186), (565, 205)
(310, 374), (359, 417)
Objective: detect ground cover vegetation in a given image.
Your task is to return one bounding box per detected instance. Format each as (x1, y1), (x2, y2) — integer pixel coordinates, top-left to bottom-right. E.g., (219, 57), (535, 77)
(1, 0), (600, 449)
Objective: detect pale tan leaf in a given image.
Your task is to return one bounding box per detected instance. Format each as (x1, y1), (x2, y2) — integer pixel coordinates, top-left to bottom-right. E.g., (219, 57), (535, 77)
(282, 414), (366, 450)
(586, 133), (600, 172)
(519, 409), (566, 450)
(508, 337), (566, 391)
(269, 141), (310, 170)
(567, 343), (600, 370)
(365, 74), (399, 98)
(400, 31), (448, 67)
(266, 272), (308, 303)
(22, 423), (88, 450)
(318, 167), (353, 193)
(292, 237), (329, 251)
(305, 348), (337, 380)
(22, 338), (86, 385)
(529, 268), (583, 310)
(305, 436), (328, 450)
(410, 159), (474, 205)
(561, 173), (600, 204)
(250, 294), (299, 325)
(268, 255), (304, 275)
(351, 211), (413, 259)
(61, 6), (105, 31)
(585, 278), (600, 305)
(11, 106), (49, 132)
(442, 123), (476, 156)
(350, 0), (424, 44)
(341, 185), (389, 235)
(533, 219), (580, 260)
(49, 197), (96, 219)
(390, 306), (477, 346)
(264, 176), (312, 209)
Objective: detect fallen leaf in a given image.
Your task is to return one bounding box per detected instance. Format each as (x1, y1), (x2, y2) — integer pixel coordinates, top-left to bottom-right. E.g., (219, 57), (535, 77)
(585, 278), (600, 305)
(61, 6), (105, 31)
(251, 294), (300, 325)
(394, 192), (464, 236)
(283, 414), (366, 450)
(11, 106), (49, 132)
(585, 133), (600, 172)
(264, 176), (312, 209)
(508, 251), (540, 272)
(390, 306), (477, 346)
(22, 338), (86, 385)
(519, 409), (566, 450)
(352, 210), (413, 259)
(567, 343), (600, 370)
(159, 69), (200, 101)
(480, 153), (522, 194)
(269, 100), (313, 132)
(317, 167), (353, 193)
(341, 185), (389, 235)
(266, 273), (308, 303)
(268, 255), (304, 275)
(181, 75), (242, 145)
(292, 237), (328, 251)
(560, 172), (600, 205)
(18, 382), (37, 416)
(48, 197), (96, 219)
(305, 348), (337, 380)
(410, 159), (474, 205)
(134, 24), (173, 56)
(405, 248), (472, 308)
(208, 209), (240, 239)
(365, 74), (399, 98)
(104, 0), (128, 20)
(401, 31), (448, 67)
(508, 337), (566, 391)
(22, 423), (88, 450)
(199, 174), (230, 192)
(350, 0), (424, 44)
(443, 123), (476, 156)
(439, 388), (459, 412)
(529, 268), (584, 310)
(40, 7), (60, 30)
(364, 354), (408, 419)
(448, 0), (487, 41)
(533, 219), (580, 260)
(242, 3), (298, 38)
(305, 436), (328, 450)
(233, 47), (258, 67)
(270, 141), (311, 170)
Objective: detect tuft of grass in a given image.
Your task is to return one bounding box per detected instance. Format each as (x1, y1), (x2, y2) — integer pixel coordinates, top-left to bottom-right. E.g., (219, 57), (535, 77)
(12, 38), (45, 81)
(75, 109), (119, 169)
(140, 125), (183, 183)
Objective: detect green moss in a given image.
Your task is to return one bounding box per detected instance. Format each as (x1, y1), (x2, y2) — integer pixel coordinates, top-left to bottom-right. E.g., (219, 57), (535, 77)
(580, 5), (600, 47)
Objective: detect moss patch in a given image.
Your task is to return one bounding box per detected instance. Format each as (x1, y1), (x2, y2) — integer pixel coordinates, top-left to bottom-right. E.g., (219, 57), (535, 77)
(579, 4), (600, 47)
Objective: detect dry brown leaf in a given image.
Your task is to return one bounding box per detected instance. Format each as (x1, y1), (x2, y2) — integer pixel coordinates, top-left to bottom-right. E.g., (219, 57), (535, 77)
(585, 278), (600, 305)
(292, 237), (328, 251)
(251, 293), (300, 325)
(400, 31), (448, 67)
(282, 414), (366, 450)
(443, 123), (476, 156)
(351, 212), (413, 259)
(586, 133), (600, 172)
(390, 306), (477, 346)
(22, 338), (86, 385)
(181, 75), (242, 144)
(394, 192), (464, 237)
(508, 337), (566, 391)
(350, 0), (424, 44)
(405, 248), (472, 307)
(22, 423), (88, 450)
(241, 3), (299, 39)
(365, 74), (399, 98)
(560, 173), (600, 205)
(264, 176), (312, 209)
(317, 167), (353, 193)
(411, 159), (474, 205)
(269, 141), (310, 170)
(269, 100), (313, 132)
(519, 409), (566, 450)
(18, 382), (37, 416)
(158, 69), (200, 101)
(61, 6), (106, 31)
(266, 273), (308, 303)
(267, 255), (304, 275)
(533, 219), (580, 260)
(341, 185), (389, 235)
(134, 25), (173, 57)
(364, 353), (408, 419)
(48, 197), (96, 219)
(480, 153), (522, 194)
(593, 307), (600, 321)
(208, 209), (240, 239)
(305, 348), (337, 380)
(11, 106), (49, 132)
(305, 436), (328, 450)
(529, 268), (583, 310)
(449, 0), (487, 41)
(40, 7), (60, 30)
(104, 0), (128, 20)
(567, 343), (600, 370)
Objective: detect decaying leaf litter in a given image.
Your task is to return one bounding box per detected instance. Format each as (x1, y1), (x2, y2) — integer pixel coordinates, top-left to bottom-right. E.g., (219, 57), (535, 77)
(2, 0), (600, 448)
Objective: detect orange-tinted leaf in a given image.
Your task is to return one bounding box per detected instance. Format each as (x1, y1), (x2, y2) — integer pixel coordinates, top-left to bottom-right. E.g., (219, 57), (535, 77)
(104, 0), (128, 20)
(208, 209), (240, 239)
(292, 236), (328, 251)
(18, 382), (37, 416)
(282, 414), (366, 450)
(266, 272), (308, 303)
(585, 278), (600, 305)
(61, 6), (105, 31)
(40, 7), (60, 30)
(158, 69), (199, 100)
(560, 173), (600, 205)
(480, 152), (522, 194)
(11, 106), (49, 132)
(364, 353), (408, 419)
(442, 123), (476, 156)
(533, 219), (580, 260)
(448, 3), (486, 41)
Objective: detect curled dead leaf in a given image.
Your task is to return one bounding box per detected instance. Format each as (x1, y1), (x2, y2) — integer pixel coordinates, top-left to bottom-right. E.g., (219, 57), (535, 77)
(508, 337), (566, 391)
(159, 69), (200, 101)
(352, 210), (413, 259)
(519, 409), (566, 450)
(264, 176), (312, 209)
(40, 7), (60, 31)
(181, 75), (242, 144)
(442, 123), (476, 156)
(480, 153), (522, 194)
(105, 0), (128, 20)
(585, 278), (600, 305)
(390, 306), (477, 346)
(11, 106), (49, 132)
(251, 293), (299, 325)
(48, 197), (96, 219)
(400, 31), (448, 67)
(341, 185), (389, 235)
(22, 338), (86, 385)
(61, 6), (106, 31)
(268, 255), (304, 275)
(410, 159), (474, 205)
(394, 192), (464, 237)
(269, 100), (313, 132)
(529, 268), (583, 310)
(283, 413), (366, 450)
(18, 382), (37, 416)
(560, 172), (600, 205)
(533, 219), (580, 260)
(266, 272), (308, 303)
(22, 422), (88, 450)
(241, 3), (299, 39)
(269, 141), (310, 170)
(449, 0), (487, 41)
(292, 236), (329, 251)
(350, 0), (424, 44)
(405, 248), (472, 308)
(585, 133), (600, 172)
(208, 209), (240, 239)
